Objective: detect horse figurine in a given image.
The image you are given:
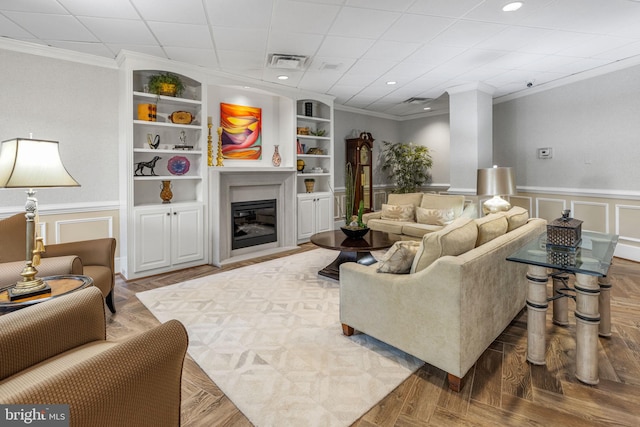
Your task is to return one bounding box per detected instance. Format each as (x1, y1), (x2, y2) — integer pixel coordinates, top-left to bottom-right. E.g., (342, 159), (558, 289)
(134, 156), (161, 176)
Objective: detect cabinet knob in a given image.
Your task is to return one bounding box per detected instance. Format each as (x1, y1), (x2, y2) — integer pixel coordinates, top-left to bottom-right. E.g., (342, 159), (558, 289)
(166, 212), (171, 216)
(173, 212), (177, 215)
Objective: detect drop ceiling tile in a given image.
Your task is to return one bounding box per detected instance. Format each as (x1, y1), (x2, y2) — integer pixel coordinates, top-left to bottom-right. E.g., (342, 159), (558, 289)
(383, 62), (434, 80)
(463, 0), (556, 25)
(357, 83), (401, 98)
(328, 6), (399, 39)
(363, 40), (421, 61)
(217, 49), (265, 70)
(404, 43), (466, 65)
(429, 20), (507, 48)
(271, 1), (340, 34)
(164, 47), (219, 69)
(475, 26), (555, 52)
(518, 55), (583, 72)
(0, 0), (67, 14)
(329, 84), (368, 100)
(336, 73), (378, 87)
(519, 30), (594, 55)
(58, 0), (139, 19)
(486, 52), (548, 70)
(267, 32), (324, 57)
(131, 0), (206, 24)
(78, 17), (156, 44)
(308, 56), (356, 72)
(148, 22), (213, 49)
(344, 95), (379, 108)
(107, 43), (167, 58)
(206, 0), (273, 29)
(381, 14), (454, 43)
(555, 35), (636, 58)
(2, 11), (97, 41)
(454, 65), (507, 82)
(407, 0), (483, 18)
(346, 0), (413, 12)
(347, 58), (397, 76)
(0, 14), (34, 38)
(46, 40), (115, 58)
(298, 70), (342, 93)
(212, 27), (268, 54)
(593, 40), (640, 60)
(549, 57), (611, 74)
(316, 36), (375, 58)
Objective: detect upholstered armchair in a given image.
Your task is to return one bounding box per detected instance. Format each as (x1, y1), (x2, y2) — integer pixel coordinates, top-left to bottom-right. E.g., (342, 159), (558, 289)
(0, 287), (188, 426)
(0, 213), (117, 312)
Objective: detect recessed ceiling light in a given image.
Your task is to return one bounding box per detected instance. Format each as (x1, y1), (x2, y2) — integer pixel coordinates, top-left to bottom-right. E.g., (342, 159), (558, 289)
(386, 81), (397, 85)
(277, 75), (289, 80)
(423, 107), (431, 111)
(502, 2), (523, 12)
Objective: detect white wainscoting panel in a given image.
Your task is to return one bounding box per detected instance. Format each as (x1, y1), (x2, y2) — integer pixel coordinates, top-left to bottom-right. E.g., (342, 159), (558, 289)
(616, 204), (640, 243)
(536, 198), (567, 221)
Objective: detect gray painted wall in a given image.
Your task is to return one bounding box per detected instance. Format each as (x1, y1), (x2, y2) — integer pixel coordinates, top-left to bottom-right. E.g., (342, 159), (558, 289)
(0, 49), (119, 209)
(494, 63), (640, 192)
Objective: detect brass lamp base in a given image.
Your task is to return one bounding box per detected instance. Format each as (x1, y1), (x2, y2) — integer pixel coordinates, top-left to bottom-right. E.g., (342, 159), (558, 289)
(482, 195), (511, 215)
(8, 279), (51, 301)
(8, 261), (52, 301)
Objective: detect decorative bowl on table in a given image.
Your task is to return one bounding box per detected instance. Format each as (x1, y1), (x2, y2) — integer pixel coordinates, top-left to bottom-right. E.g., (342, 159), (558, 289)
(340, 226), (370, 239)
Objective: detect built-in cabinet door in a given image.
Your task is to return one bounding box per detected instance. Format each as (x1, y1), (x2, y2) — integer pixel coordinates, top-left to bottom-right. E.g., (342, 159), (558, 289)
(315, 194), (332, 233)
(297, 195), (316, 239)
(135, 208), (172, 272)
(171, 205), (204, 265)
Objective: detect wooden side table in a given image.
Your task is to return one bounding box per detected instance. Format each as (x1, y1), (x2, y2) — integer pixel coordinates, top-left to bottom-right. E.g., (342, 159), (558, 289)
(0, 275), (94, 313)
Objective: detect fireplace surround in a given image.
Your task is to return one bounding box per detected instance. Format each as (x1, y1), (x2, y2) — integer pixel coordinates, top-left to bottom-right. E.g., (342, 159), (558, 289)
(209, 168), (297, 266)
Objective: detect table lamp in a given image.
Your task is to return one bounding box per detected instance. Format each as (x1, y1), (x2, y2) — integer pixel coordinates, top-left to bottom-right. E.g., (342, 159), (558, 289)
(0, 137), (80, 300)
(476, 166), (516, 215)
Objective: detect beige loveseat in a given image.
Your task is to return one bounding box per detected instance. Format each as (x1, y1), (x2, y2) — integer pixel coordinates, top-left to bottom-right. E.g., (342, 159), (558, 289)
(340, 208), (546, 391)
(362, 192), (477, 241)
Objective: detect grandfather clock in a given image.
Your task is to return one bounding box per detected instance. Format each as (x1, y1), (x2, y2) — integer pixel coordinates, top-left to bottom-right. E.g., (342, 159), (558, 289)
(346, 132), (374, 215)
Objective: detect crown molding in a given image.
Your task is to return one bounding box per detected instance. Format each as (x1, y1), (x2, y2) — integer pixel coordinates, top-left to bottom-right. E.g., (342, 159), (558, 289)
(518, 186), (640, 200)
(0, 38), (117, 69)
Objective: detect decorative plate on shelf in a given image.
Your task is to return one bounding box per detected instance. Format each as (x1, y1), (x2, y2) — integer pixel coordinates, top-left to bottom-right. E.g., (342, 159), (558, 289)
(167, 156), (190, 175)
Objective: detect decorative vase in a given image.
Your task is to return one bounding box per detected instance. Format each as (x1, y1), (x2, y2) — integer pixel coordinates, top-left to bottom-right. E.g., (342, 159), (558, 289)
(272, 145), (281, 167)
(160, 180), (173, 203)
(304, 179), (315, 193)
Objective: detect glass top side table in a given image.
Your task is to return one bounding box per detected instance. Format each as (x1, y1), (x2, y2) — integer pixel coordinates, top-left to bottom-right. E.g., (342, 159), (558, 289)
(507, 231), (618, 385)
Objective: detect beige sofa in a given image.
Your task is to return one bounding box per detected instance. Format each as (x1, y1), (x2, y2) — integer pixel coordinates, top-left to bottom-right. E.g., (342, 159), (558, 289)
(340, 208), (546, 392)
(362, 192), (477, 241)
(0, 287), (188, 426)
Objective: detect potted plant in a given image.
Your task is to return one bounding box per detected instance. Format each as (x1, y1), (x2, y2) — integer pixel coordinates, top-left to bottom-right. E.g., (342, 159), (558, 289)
(380, 141), (433, 193)
(148, 72), (185, 97)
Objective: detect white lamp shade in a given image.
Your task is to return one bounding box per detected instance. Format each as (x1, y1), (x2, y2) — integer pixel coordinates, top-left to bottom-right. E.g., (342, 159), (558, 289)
(476, 166), (516, 196)
(0, 138), (80, 188)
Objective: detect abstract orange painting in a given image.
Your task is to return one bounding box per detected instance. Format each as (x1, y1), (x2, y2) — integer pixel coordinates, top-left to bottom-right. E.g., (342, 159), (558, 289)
(220, 103), (262, 160)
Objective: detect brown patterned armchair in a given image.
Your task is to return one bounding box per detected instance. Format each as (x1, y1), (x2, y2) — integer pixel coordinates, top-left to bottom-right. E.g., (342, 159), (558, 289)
(0, 213), (117, 312)
(0, 287), (188, 426)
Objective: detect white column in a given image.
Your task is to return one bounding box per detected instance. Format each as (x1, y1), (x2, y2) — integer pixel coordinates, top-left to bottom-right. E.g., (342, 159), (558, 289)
(447, 83), (495, 194)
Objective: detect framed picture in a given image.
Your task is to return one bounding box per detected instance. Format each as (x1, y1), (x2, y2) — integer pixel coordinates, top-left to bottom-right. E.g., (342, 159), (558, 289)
(220, 103), (262, 160)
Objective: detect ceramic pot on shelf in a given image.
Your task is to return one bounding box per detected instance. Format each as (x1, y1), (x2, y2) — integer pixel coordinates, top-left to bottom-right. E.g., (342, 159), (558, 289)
(160, 180), (173, 203)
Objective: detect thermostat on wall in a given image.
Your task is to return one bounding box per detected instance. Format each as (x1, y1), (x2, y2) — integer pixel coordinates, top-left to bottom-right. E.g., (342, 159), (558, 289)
(537, 147), (552, 159)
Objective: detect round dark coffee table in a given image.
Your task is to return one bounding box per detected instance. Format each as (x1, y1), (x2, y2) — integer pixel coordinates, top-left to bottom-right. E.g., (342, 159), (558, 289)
(310, 229), (394, 280)
(0, 275), (94, 313)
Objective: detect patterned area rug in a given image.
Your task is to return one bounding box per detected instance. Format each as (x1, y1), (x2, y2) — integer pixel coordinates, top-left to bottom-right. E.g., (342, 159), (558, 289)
(137, 248), (423, 427)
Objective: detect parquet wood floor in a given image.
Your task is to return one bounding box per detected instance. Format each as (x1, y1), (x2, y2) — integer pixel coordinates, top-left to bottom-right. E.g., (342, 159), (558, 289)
(108, 245), (640, 426)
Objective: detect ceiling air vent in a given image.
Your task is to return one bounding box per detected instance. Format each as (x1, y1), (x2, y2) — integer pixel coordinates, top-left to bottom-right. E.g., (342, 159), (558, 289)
(268, 54), (309, 70)
(403, 97), (433, 105)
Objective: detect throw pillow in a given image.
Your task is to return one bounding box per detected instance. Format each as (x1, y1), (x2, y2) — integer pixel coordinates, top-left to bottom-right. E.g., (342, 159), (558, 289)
(416, 207), (455, 226)
(503, 206), (529, 231)
(410, 217), (478, 273)
(376, 240), (421, 274)
(474, 213), (508, 247)
(381, 204), (415, 222)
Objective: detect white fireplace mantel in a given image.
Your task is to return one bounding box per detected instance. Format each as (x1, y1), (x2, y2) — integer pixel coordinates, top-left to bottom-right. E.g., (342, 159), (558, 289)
(209, 168), (298, 266)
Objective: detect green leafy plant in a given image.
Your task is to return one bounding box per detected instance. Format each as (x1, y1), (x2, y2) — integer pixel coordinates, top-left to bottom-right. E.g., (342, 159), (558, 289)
(357, 200), (365, 228)
(344, 162), (356, 224)
(148, 72), (185, 97)
(380, 141), (433, 193)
